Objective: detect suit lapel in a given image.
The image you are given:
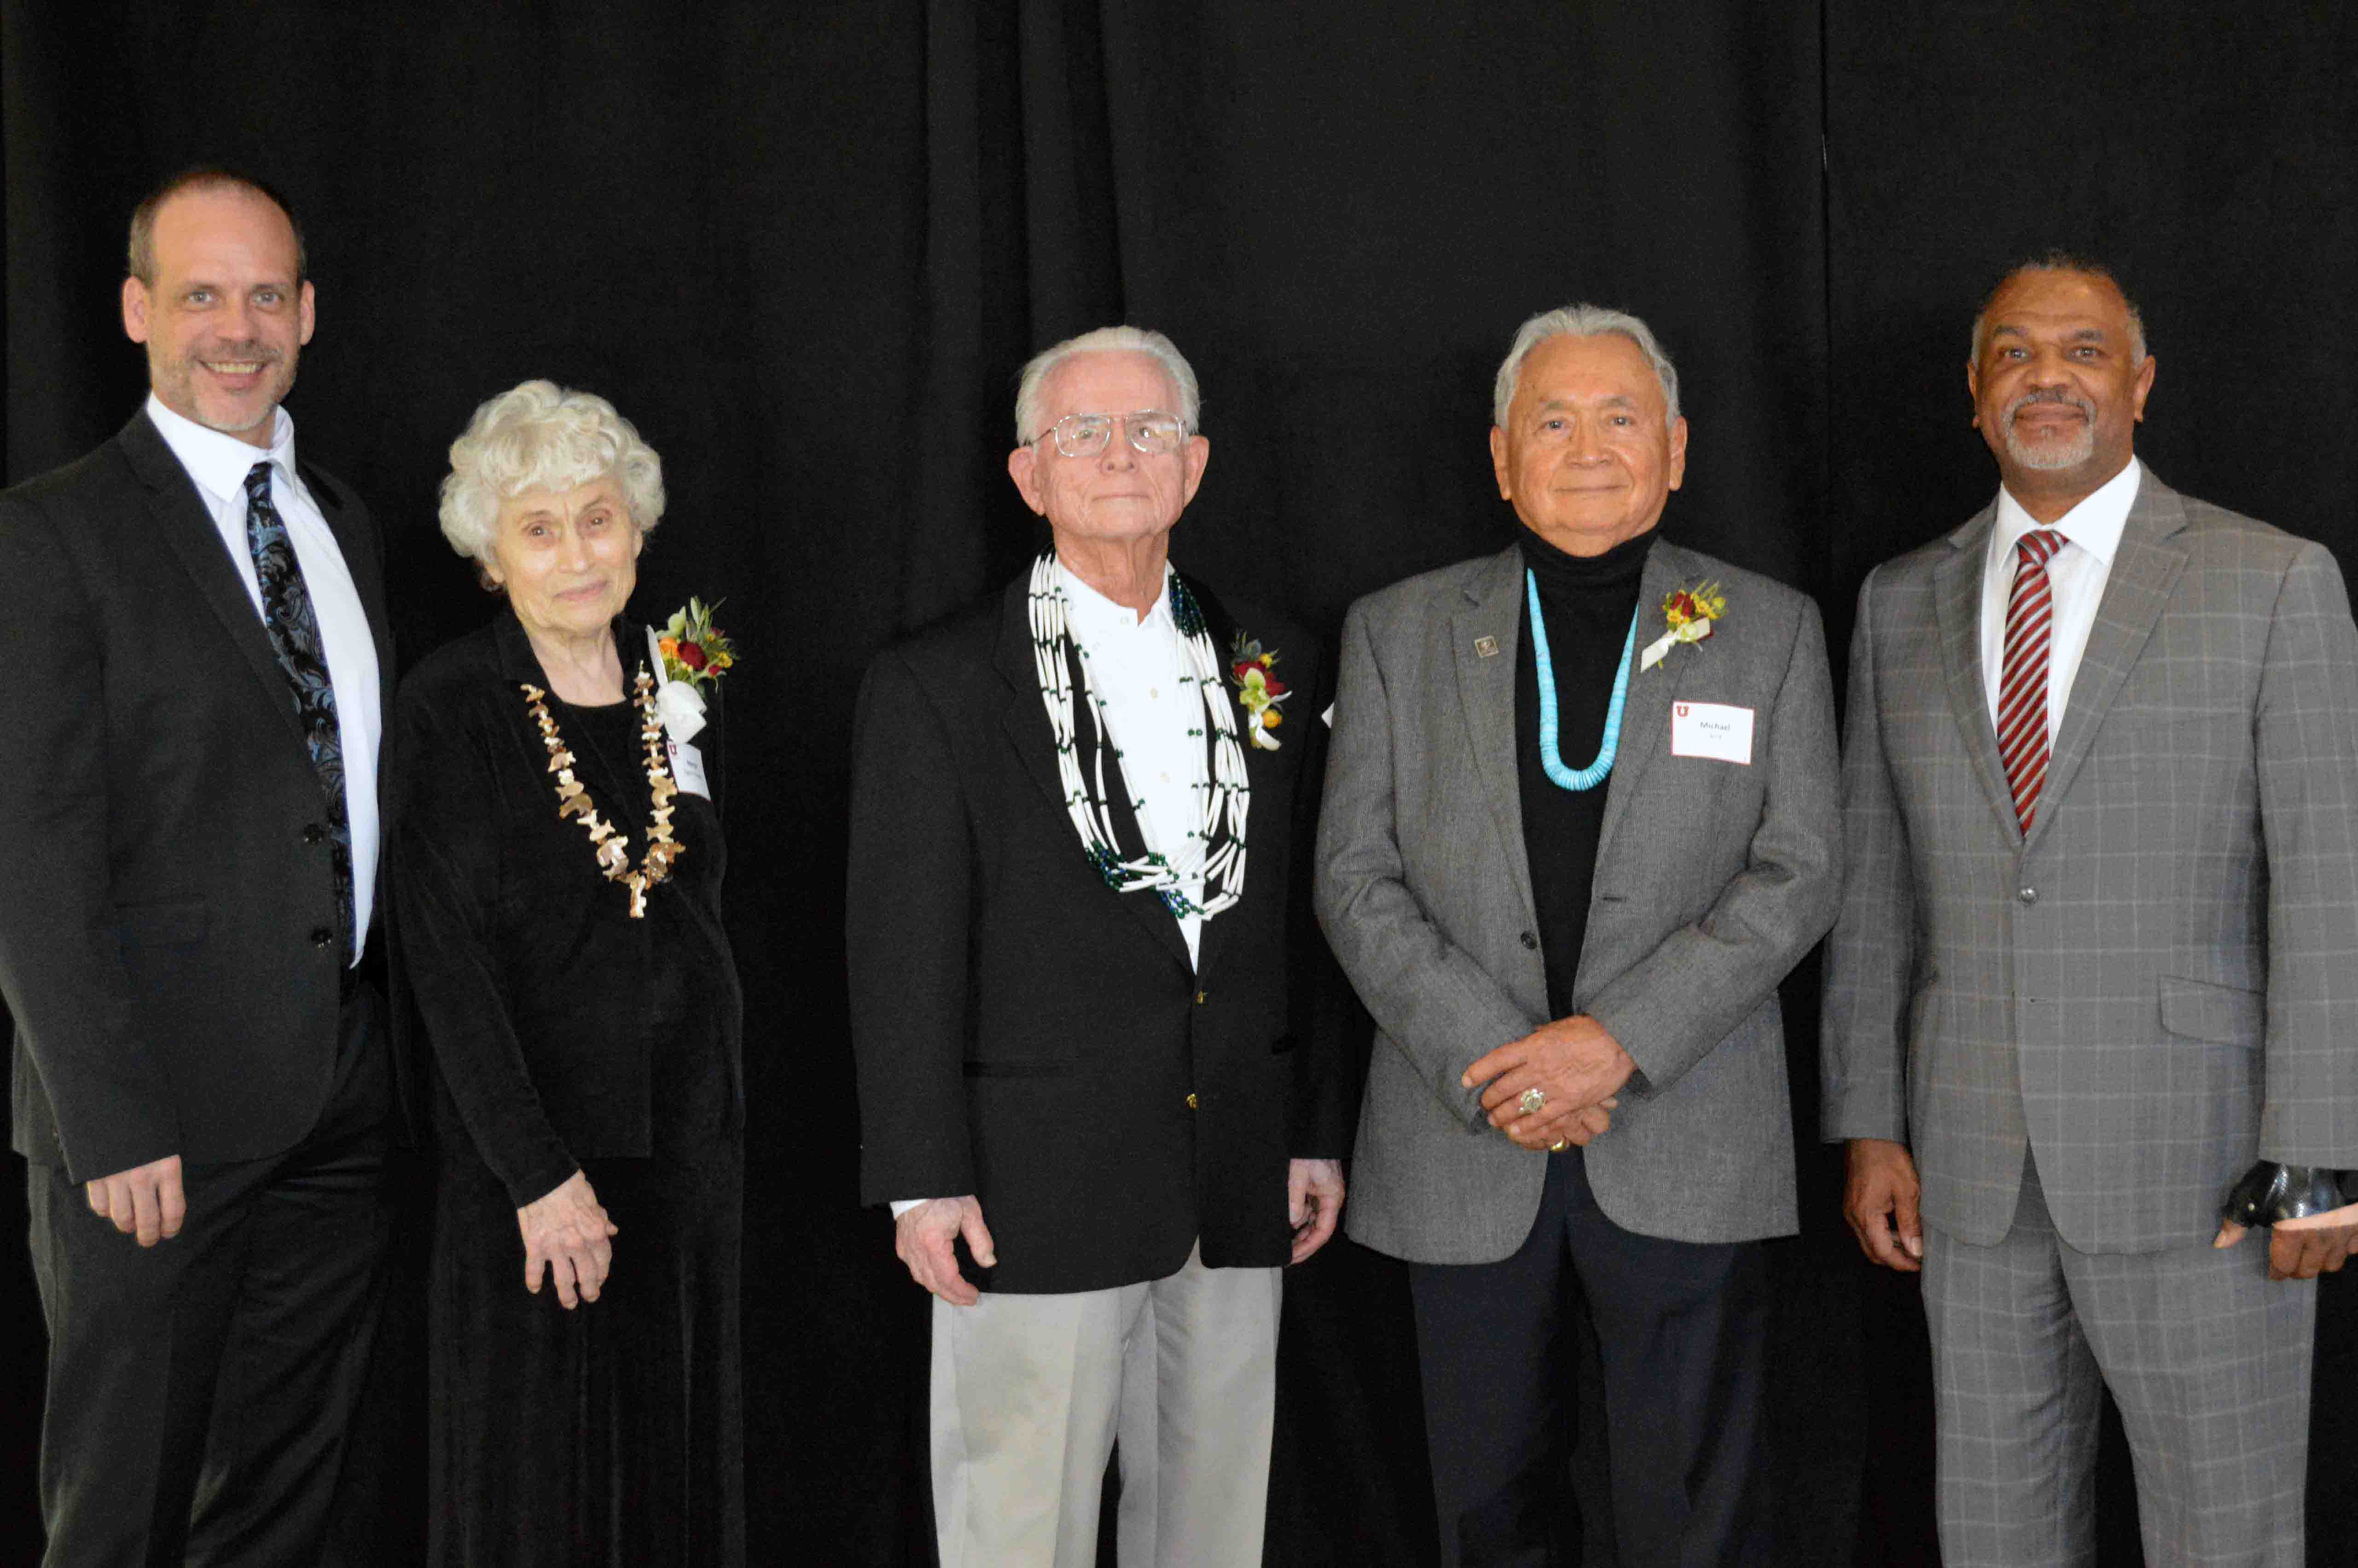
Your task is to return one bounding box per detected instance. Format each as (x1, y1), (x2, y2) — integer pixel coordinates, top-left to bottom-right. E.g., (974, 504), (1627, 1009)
(1450, 545), (1541, 932)
(994, 572), (1192, 972)
(1592, 536), (1687, 866)
(1931, 503), (2023, 842)
(117, 413), (308, 751)
(2025, 474), (2189, 850)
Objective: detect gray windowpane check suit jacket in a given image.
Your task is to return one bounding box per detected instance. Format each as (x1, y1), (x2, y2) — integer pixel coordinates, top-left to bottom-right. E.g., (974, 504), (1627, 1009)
(1317, 537), (1842, 1264)
(1822, 470), (2358, 1253)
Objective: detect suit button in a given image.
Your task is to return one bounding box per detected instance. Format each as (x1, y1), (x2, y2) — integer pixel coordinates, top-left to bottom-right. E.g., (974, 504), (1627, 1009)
(1186, 1093), (1199, 1110)
(310, 927), (333, 947)
(1195, 990), (1207, 1005)
(1520, 931), (1539, 951)
(303, 824), (325, 845)
(2018, 887), (2038, 905)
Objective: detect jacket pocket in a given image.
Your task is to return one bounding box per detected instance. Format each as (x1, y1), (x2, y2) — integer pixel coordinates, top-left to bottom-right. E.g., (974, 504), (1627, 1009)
(2158, 974), (2264, 1047)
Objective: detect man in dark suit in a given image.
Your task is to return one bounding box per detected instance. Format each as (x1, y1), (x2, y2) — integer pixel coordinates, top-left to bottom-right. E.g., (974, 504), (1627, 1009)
(0, 168), (395, 1564)
(848, 325), (1347, 1567)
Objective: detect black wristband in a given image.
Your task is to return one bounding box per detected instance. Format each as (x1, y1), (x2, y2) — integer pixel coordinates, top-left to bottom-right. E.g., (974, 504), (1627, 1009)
(2219, 1161), (2358, 1227)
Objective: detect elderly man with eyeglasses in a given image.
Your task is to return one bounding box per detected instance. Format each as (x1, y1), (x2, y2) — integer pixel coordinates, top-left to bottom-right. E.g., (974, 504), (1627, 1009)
(847, 325), (1350, 1567)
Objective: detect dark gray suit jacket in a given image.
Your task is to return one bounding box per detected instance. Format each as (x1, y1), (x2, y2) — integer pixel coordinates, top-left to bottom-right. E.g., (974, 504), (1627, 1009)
(0, 411), (392, 1181)
(1318, 536), (1841, 1263)
(1823, 470), (2358, 1252)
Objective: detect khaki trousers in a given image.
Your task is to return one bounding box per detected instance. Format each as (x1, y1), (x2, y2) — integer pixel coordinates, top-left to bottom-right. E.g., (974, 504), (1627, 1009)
(930, 1243), (1280, 1568)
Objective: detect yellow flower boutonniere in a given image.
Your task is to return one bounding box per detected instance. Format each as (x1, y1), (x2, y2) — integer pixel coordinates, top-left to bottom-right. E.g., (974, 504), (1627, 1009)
(1639, 581), (1726, 673)
(657, 597), (737, 689)
(1231, 634), (1290, 750)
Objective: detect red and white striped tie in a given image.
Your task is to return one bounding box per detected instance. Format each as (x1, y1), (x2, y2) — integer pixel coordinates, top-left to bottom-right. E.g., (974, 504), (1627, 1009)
(1997, 529), (2065, 831)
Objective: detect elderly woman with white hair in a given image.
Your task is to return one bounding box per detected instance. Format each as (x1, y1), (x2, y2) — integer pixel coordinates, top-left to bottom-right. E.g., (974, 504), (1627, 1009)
(391, 380), (743, 1565)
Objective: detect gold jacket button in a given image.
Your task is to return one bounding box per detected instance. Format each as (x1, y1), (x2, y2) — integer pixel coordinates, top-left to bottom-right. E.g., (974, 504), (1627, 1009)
(1186, 1093), (1199, 1109)
(1195, 990), (1207, 1005)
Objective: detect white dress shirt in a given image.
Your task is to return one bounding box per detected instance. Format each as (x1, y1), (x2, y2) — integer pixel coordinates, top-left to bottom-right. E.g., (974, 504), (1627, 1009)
(891, 561), (1214, 1218)
(1055, 562), (1212, 968)
(146, 394), (382, 958)
(1979, 457), (2142, 746)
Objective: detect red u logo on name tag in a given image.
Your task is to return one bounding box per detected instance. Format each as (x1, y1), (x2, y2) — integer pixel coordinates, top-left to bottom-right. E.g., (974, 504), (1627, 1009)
(1676, 703), (1688, 718)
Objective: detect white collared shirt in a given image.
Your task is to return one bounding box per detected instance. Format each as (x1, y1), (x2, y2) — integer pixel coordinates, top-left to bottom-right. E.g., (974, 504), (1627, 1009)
(145, 394), (382, 959)
(1056, 560), (1209, 969)
(1979, 457), (2143, 746)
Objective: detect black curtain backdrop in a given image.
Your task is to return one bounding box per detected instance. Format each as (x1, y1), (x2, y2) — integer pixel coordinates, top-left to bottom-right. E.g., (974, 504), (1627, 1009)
(2, 2), (2352, 1562)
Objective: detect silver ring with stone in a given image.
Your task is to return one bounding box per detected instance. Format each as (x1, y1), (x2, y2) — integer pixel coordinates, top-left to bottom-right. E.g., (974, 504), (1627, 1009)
(1518, 1086), (1547, 1116)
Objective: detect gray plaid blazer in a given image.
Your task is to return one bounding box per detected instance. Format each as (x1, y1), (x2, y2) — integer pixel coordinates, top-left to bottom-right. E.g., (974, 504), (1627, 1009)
(1317, 538), (1842, 1264)
(1822, 470), (2358, 1253)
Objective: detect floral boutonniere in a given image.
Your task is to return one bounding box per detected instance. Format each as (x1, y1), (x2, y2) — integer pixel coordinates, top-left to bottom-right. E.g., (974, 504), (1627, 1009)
(1639, 581), (1726, 673)
(1230, 633), (1290, 750)
(646, 598), (737, 743)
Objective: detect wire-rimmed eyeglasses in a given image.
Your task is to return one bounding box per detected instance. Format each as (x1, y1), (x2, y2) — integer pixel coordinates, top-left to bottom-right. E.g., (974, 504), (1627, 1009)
(1029, 410), (1188, 458)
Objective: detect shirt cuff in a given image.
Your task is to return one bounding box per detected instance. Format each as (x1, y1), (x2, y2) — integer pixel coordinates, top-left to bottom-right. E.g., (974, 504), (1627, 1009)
(889, 1199), (931, 1218)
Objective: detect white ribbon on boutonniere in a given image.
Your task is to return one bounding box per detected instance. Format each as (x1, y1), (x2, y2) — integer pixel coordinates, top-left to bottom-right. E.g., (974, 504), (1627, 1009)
(1231, 633), (1291, 750)
(646, 627), (709, 743)
(1638, 581), (1727, 673)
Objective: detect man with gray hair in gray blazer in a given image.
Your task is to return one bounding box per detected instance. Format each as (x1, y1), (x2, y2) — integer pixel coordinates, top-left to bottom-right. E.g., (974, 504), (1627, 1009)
(1824, 255), (2358, 1566)
(1317, 304), (1842, 1566)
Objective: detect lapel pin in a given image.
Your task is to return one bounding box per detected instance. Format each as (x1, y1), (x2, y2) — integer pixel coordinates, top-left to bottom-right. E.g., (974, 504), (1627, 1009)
(1475, 636), (1500, 658)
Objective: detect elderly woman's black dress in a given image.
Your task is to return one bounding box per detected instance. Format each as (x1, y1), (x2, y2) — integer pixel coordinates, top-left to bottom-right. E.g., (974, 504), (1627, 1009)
(393, 612), (744, 1567)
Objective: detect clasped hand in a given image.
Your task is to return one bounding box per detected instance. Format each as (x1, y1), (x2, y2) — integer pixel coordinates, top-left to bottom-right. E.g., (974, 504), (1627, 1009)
(1463, 1015), (1635, 1151)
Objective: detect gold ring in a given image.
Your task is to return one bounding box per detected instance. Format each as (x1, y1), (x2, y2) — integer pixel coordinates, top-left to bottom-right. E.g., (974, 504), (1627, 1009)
(1549, 1138), (1569, 1153)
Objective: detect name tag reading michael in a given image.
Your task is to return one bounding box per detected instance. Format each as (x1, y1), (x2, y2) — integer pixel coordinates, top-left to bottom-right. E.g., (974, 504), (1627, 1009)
(667, 740), (711, 799)
(1670, 702), (1754, 765)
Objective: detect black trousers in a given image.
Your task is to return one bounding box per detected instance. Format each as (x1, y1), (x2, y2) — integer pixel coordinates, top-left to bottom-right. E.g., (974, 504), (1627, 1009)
(1407, 1148), (1771, 1568)
(26, 982), (392, 1568)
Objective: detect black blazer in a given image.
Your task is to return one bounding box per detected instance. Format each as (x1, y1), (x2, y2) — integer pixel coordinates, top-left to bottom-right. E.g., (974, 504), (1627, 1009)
(389, 612), (743, 1208)
(848, 568), (1351, 1294)
(0, 411), (394, 1181)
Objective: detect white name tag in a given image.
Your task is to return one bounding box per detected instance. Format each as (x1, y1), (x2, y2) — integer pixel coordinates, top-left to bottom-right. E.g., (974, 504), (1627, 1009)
(667, 740), (711, 799)
(1670, 702), (1754, 765)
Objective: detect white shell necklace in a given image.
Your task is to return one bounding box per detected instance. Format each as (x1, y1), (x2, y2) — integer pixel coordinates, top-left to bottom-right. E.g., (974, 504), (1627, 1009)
(1028, 552), (1249, 919)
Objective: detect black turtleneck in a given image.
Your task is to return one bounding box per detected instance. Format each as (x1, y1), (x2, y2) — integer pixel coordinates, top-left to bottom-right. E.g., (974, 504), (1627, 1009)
(1515, 525), (1655, 1020)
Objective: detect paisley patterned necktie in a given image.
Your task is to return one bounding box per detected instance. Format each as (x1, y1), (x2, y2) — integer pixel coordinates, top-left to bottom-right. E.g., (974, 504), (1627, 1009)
(244, 460), (354, 961)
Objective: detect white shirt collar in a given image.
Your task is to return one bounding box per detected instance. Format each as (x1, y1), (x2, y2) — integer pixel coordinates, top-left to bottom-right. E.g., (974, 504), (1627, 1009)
(1056, 558), (1175, 643)
(145, 392), (298, 505)
(1992, 456), (2142, 568)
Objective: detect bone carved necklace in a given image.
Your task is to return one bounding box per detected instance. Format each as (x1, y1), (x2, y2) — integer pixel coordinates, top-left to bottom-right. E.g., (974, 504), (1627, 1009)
(519, 668), (684, 917)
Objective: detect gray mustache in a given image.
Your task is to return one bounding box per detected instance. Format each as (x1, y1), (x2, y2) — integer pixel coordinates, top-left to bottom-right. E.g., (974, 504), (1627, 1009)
(2006, 389), (2094, 421)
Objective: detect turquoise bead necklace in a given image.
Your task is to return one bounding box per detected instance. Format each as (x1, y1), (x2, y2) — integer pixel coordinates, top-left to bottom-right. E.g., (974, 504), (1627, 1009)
(1526, 569), (1636, 792)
